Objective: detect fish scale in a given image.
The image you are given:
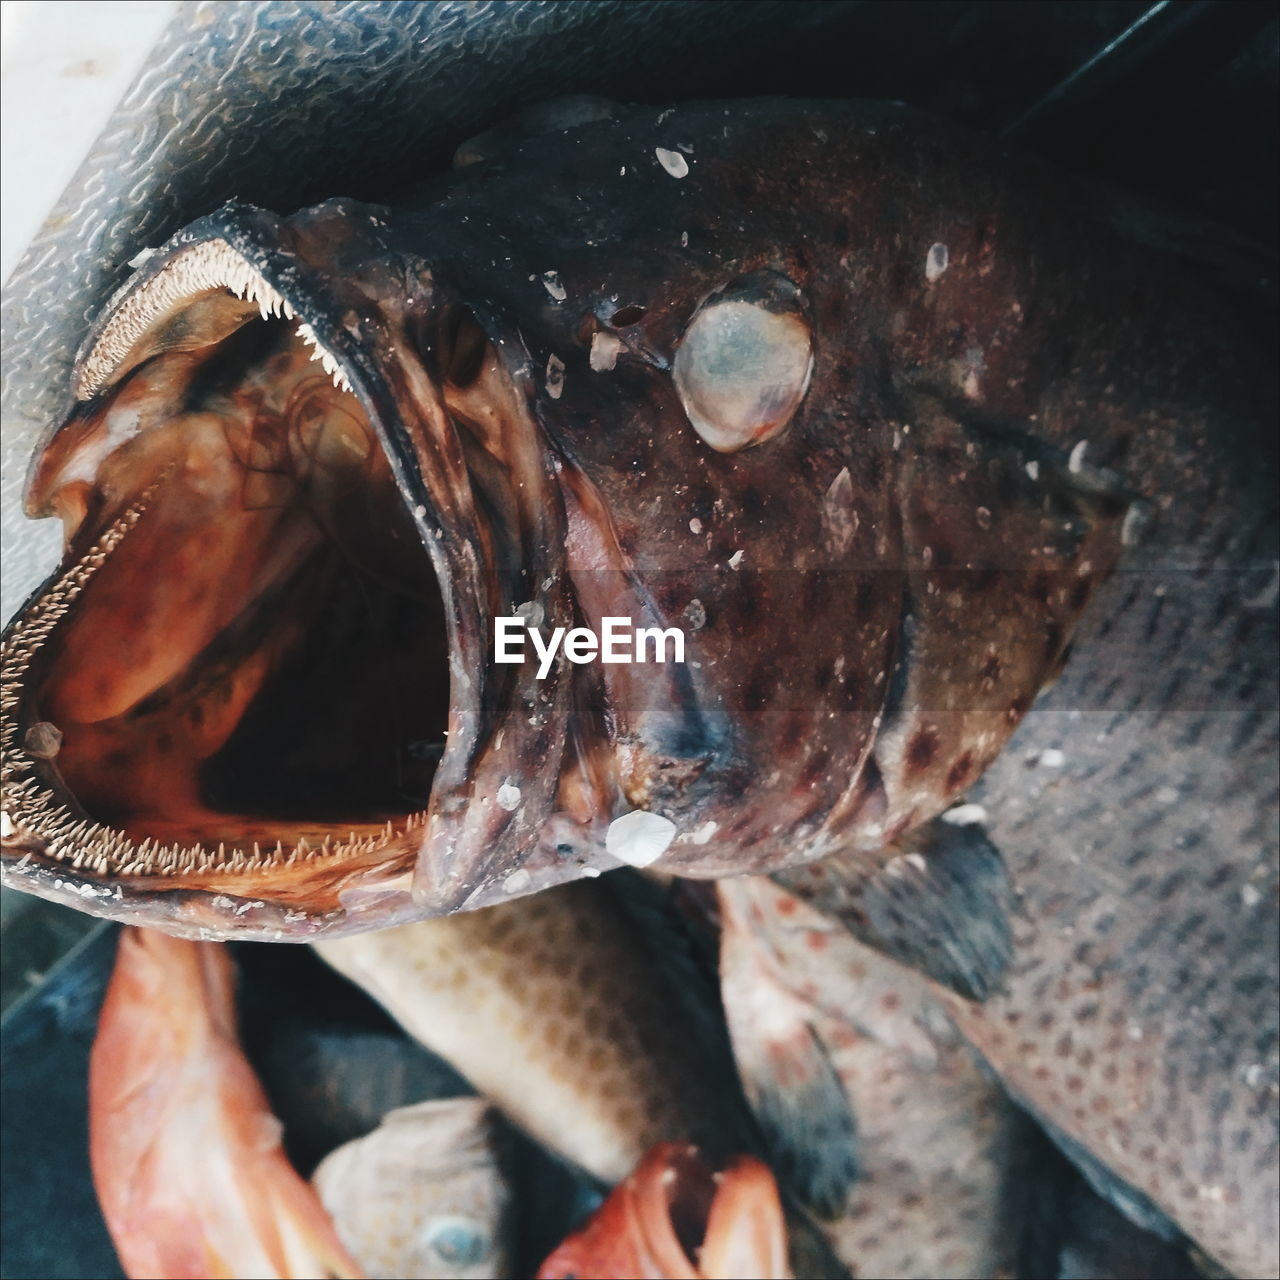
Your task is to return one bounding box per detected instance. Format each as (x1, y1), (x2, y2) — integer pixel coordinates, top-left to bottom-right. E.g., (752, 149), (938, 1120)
(943, 531), (1279, 1278)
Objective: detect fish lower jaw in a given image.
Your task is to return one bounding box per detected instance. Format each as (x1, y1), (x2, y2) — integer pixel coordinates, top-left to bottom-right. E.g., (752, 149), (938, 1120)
(2, 414), (439, 895)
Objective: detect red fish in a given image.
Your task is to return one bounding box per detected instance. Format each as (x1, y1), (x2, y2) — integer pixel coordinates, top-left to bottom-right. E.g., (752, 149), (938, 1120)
(537, 1143), (791, 1280)
(89, 926), (363, 1279)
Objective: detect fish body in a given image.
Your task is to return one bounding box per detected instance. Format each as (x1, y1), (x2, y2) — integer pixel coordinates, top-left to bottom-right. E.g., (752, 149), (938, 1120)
(536, 1142), (791, 1280)
(0, 97), (1227, 937)
(717, 873), (1029, 1279)
(88, 926), (361, 1280)
(312, 1097), (512, 1280)
(313, 875), (749, 1184)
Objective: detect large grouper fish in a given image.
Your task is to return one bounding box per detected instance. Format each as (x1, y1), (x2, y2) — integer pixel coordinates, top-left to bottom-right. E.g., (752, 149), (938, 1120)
(2, 96), (1276, 1274)
(5, 96), (1245, 934)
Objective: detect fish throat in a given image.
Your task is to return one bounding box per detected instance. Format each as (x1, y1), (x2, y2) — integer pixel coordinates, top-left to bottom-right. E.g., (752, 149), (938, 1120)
(2, 242), (455, 885)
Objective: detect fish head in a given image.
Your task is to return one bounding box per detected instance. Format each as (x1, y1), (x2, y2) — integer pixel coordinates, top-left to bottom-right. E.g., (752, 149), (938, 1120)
(1, 103), (1139, 937)
(536, 1142), (790, 1280)
(313, 1098), (511, 1280)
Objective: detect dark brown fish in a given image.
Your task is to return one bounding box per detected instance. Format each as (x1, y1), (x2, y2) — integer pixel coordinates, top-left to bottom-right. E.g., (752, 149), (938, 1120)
(3, 98), (1181, 937)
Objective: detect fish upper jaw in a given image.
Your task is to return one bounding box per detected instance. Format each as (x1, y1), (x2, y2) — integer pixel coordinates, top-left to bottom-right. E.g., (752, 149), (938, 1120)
(0, 201), (619, 935)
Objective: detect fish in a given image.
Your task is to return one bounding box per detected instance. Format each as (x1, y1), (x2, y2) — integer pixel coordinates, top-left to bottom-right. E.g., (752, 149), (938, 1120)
(774, 788), (1278, 1277)
(2, 95), (1191, 941)
(312, 1098), (513, 1280)
(535, 1142), (791, 1280)
(716, 872), (1031, 1279)
(312, 873), (751, 1186)
(88, 925), (362, 1280)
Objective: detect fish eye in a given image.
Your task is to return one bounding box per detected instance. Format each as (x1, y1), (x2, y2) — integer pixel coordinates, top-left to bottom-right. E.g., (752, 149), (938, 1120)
(673, 270), (813, 453)
(422, 1216), (490, 1267)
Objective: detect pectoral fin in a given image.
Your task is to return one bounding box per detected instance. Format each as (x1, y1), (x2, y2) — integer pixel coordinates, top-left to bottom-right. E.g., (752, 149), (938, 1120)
(773, 814), (1014, 1001)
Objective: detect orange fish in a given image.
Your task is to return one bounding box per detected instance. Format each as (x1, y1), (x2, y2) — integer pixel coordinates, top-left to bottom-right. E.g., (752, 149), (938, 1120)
(89, 926), (363, 1280)
(537, 1143), (791, 1280)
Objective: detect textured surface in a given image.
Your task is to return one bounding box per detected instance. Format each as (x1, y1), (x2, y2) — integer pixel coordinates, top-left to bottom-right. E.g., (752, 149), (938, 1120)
(8, 0), (1274, 624)
(944, 461), (1279, 1275)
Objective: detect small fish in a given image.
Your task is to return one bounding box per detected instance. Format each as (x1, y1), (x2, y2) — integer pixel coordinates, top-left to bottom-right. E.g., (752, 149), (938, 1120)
(313, 1098), (512, 1280)
(536, 1142), (791, 1280)
(88, 926), (362, 1280)
(313, 874), (750, 1185)
(3, 98), (1173, 938)
(717, 873), (1029, 1279)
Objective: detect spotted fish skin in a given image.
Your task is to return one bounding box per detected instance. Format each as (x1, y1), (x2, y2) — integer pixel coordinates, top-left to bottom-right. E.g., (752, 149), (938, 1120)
(780, 364), (1278, 1274)
(718, 875), (1031, 1279)
(936, 502), (1279, 1278)
(1, 99), (1210, 937)
(313, 875), (752, 1186)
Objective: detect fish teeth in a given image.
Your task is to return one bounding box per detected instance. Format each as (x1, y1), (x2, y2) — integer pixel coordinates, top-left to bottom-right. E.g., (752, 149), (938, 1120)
(78, 239), (307, 400)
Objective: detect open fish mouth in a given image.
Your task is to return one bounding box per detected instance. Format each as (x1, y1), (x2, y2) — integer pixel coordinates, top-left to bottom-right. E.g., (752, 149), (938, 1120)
(1, 208), (573, 935)
(2, 102), (1142, 940)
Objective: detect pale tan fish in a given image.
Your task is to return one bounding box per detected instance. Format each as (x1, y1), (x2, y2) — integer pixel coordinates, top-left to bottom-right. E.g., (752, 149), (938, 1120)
(313, 875), (749, 1185)
(312, 1097), (512, 1280)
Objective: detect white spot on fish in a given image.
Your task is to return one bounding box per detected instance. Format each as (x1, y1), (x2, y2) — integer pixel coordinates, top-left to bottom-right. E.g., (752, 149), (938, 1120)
(1037, 748), (1066, 768)
(1244, 1063), (1264, 1087)
(925, 242), (949, 282)
(413, 504), (426, 518)
(1068, 440), (1089, 473)
(1127, 1022), (1144, 1042)
(619, 165), (626, 176)
(580, 865), (601, 878)
(542, 271), (567, 302)
(504, 869), (532, 894)
(683, 598), (707, 630)
(681, 231), (689, 247)
(1156, 786), (1180, 804)
(1025, 459), (1040, 481)
(823, 467), (859, 556)
(606, 810), (677, 866)
(496, 784), (522, 812)
(655, 147), (689, 178)
(589, 331), (624, 372)
(728, 549), (745, 571)
(688, 820), (718, 845)
(515, 600), (544, 628)
(689, 517), (703, 535)
(1121, 503), (1146, 547)
(1241, 883), (1262, 908)
(941, 803), (988, 827)
(546, 354), (565, 399)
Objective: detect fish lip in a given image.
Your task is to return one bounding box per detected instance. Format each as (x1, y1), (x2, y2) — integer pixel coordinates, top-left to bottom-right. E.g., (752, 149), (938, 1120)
(2, 200), (577, 934)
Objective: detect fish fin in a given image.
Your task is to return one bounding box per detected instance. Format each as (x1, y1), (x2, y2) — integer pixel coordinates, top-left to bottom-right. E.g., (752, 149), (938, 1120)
(773, 815), (1014, 1001)
(743, 1018), (859, 1222)
(718, 884), (858, 1220)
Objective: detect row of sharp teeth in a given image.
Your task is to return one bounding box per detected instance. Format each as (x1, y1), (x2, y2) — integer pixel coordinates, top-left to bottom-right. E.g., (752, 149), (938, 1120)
(0, 493), (425, 877)
(77, 237), (354, 399)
